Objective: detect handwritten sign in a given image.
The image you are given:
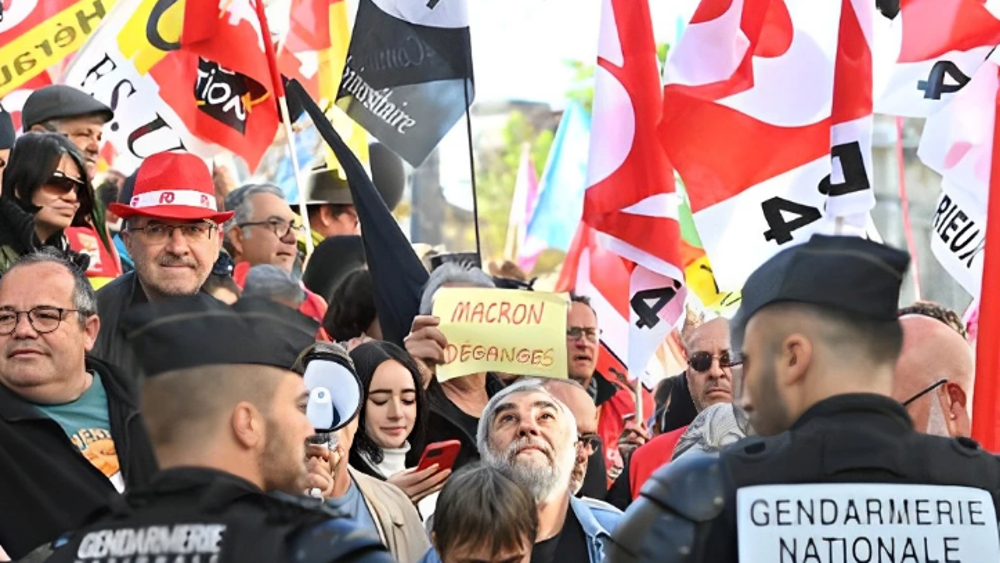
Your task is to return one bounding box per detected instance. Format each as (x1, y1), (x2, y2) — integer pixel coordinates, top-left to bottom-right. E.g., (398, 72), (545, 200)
(737, 484), (1000, 563)
(433, 288), (569, 381)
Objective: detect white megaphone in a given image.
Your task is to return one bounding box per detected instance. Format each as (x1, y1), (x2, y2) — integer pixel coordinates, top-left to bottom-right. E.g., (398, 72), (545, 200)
(302, 349), (362, 433)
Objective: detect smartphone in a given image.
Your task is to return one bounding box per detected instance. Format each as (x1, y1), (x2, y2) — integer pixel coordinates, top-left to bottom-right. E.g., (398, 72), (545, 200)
(416, 440), (462, 473)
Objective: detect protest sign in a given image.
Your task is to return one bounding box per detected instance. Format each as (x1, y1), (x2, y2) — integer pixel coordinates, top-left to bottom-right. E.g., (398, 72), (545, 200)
(737, 483), (1000, 563)
(432, 288), (568, 381)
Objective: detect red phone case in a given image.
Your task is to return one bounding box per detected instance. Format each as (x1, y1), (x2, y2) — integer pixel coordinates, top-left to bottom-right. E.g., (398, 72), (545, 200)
(416, 440), (462, 472)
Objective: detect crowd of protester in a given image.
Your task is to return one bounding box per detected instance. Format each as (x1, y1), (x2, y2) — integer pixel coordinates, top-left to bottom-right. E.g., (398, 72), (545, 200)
(0, 84), (992, 563)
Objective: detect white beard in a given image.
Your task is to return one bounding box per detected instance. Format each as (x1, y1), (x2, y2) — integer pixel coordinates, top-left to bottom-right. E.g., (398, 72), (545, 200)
(484, 436), (577, 503)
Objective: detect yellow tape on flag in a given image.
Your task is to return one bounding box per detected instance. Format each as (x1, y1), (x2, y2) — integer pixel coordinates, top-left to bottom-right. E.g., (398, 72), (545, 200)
(0, 0), (119, 98)
(116, 0), (183, 76)
(433, 288), (569, 382)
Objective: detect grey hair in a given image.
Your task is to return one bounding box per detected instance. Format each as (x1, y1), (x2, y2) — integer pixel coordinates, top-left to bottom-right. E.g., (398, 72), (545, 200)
(223, 183), (286, 237)
(242, 265), (305, 306)
(476, 378), (576, 455)
(419, 262), (495, 315)
(3, 249), (98, 325)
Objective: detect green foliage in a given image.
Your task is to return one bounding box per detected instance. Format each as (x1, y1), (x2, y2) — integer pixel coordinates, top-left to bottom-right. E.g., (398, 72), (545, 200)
(475, 111), (554, 262)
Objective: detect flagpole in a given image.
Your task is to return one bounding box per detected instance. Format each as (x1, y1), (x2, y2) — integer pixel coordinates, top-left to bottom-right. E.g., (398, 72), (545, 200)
(252, 0), (314, 255)
(895, 116), (921, 302)
(972, 84), (1000, 452)
(464, 79), (482, 262)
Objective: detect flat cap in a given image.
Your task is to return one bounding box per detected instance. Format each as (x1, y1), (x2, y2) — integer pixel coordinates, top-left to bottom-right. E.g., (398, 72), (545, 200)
(122, 295), (320, 377)
(0, 110), (14, 150)
(21, 85), (113, 131)
(730, 235), (910, 346)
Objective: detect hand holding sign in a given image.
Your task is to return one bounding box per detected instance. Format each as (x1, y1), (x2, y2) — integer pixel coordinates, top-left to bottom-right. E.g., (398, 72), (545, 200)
(432, 288), (569, 381)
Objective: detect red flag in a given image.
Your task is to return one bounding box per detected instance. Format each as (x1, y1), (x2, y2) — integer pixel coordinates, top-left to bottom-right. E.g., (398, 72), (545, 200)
(877, 0), (1000, 117)
(584, 0), (686, 390)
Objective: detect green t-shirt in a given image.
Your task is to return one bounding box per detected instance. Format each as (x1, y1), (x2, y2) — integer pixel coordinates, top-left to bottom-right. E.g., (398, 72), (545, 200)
(35, 373), (124, 492)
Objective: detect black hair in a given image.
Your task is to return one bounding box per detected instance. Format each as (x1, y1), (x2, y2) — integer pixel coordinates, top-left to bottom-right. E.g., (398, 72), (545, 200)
(1, 132), (93, 228)
(95, 180), (119, 210)
(570, 292), (597, 318)
(322, 269), (376, 341)
(348, 341), (428, 468)
(765, 302), (904, 366)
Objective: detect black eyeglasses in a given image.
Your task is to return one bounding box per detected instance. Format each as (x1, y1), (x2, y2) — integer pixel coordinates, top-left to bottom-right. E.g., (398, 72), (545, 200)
(46, 170), (86, 194)
(902, 379), (948, 407)
(567, 326), (601, 343)
(238, 218), (303, 239)
(688, 350), (741, 373)
(0, 307), (83, 335)
(128, 223), (216, 243)
(578, 433), (602, 454)
(212, 253), (235, 277)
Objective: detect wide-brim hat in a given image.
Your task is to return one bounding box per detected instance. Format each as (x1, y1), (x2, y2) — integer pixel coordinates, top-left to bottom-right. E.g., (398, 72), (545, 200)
(108, 152), (234, 223)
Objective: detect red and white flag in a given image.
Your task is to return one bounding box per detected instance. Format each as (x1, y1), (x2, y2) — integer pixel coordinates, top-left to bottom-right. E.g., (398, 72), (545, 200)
(63, 0), (279, 173)
(876, 0), (1000, 117)
(661, 0), (874, 290)
(584, 0), (686, 384)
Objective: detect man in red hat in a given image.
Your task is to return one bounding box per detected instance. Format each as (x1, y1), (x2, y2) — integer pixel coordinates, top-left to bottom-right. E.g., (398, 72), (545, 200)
(91, 152), (234, 378)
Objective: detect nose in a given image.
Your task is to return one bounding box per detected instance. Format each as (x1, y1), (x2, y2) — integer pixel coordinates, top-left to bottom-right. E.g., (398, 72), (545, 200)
(12, 313), (39, 339)
(164, 227), (192, 254)
(517, 414), (540, 438)
(386, 398), (402, 420)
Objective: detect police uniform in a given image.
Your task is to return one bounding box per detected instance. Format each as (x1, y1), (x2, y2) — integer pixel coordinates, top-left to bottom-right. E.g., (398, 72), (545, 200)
(606, 236), (1000, 563)
(46, 296), (394, 563)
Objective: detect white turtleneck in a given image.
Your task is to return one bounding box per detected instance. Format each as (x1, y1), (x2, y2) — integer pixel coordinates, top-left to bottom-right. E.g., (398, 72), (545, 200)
(364, 442), (411, 478)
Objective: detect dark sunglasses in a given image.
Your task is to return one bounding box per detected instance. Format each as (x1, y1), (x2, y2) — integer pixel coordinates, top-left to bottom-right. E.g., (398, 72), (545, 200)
(578, 433), (602, 453)
(212, 253), (235, 277)
(902, 379), (948, 407)
(46, 170), (85, 193)
(688, 350), (741, 373)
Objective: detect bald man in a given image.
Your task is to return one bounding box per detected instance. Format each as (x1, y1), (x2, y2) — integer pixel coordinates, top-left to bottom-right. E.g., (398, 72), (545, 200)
(893, 314), (974, 437)
(543, 379), (601, 496)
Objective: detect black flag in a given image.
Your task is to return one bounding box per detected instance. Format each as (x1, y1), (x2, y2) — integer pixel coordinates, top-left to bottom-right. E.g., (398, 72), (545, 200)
(288, 79), (429, 347)
(336, 0), (474, 167)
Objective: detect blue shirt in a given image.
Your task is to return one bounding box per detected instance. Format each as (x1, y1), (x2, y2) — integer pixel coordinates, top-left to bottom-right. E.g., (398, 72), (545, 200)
(326, 476), (379, 537)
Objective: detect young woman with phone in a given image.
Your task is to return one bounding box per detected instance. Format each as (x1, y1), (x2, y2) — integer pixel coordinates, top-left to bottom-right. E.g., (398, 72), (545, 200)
(349, 341), (452, 510)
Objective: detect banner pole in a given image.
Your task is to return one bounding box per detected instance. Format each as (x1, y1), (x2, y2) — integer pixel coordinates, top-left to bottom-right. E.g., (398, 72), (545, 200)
(972, 79), (1000, 452)
(463, 80), (482, 262)
(895, 116), (921, 302)
(252, 0), (314, 255)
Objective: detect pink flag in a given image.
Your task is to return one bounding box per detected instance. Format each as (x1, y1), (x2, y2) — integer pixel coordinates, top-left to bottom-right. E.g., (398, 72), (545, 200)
(506, 143), (540, 269)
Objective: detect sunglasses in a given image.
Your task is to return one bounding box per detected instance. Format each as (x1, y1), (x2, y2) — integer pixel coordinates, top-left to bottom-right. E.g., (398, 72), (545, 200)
(46, 170), (86, 193)
(578, 433), (602, 454)
(688, 351), (741, 373)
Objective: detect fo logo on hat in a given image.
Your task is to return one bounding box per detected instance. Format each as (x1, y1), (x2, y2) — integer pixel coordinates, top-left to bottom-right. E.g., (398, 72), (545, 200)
(108, 152), (235, 224)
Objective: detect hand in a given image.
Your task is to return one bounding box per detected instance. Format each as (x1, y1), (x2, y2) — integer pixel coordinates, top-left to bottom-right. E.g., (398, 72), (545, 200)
(404, 316), (449, 375)
(618, 420), (650, 463)
(387, 464), (452, 503)
(305, 444), (336, 499)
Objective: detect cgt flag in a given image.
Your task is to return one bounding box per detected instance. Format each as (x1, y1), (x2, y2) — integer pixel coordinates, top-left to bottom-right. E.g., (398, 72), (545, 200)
(62, 0), (279, 173)
(335, 0), (474, 167)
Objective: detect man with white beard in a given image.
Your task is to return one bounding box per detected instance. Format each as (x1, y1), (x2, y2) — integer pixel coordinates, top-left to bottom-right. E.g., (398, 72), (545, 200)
(478, 379), (622, 563)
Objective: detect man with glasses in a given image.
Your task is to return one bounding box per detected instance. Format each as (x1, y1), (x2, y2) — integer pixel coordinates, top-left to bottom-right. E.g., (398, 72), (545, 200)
(0, 249), (156, 560)
(542, 378), (603, 497)
(224, 184), (329, 325)
(627, 317), (738, 499)
(92, 152), (234, 378)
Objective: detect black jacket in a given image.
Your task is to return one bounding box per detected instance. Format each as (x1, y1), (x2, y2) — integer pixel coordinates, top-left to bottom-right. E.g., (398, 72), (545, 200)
(607, 394), (1000, 563)
(424, 373), (505, 472)
(0, 356), (157, 559)
(92, 271), (147, 379)
(45, 468), (393, 563)
(0, 197), (89, 276)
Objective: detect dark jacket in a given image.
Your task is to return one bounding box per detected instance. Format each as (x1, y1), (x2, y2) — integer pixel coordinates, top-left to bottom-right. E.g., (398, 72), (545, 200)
(608, 394), (1000, 563)
(92, 271), (147, 378)
(0, 197), (89, 275)
(423, 373), (505, 472)
(0, 356), (157, 559)
(45, 468), (393, 563)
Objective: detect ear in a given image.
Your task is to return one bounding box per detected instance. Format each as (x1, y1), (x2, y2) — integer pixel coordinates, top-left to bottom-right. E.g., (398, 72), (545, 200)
(779, 333), (812, 387)
(82, 314), (100, 352)
(942, 382), (971, 437)
(232, 401), (264, 450)
(228, 226), (246, 256)
(318, 205), (334, 227)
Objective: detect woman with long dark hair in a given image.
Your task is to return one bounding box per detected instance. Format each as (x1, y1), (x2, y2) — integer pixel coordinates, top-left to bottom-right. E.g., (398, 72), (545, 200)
(349, 341), (450, 509)
(0, 132), (93, 274)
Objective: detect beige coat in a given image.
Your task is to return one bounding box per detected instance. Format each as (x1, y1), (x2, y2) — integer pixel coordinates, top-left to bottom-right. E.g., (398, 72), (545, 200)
(350, 467), (431, 563)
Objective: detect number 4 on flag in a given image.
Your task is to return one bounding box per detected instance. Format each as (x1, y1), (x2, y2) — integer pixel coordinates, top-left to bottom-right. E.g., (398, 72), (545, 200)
(632, 282), (682, 329)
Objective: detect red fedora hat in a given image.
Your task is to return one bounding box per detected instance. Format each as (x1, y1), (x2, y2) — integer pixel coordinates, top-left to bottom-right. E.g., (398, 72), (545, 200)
(108, 152), (234, 223)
